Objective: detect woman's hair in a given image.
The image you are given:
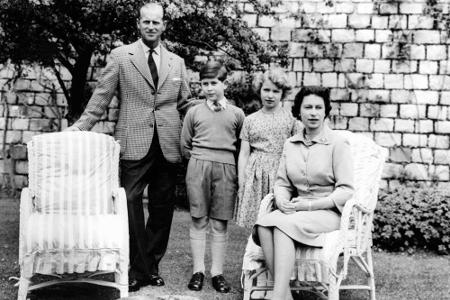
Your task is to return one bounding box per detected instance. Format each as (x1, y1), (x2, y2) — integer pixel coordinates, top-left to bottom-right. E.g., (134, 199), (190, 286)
(291, 86), (332, 120)
(199, 61), (228, 81)
(252, 68), (292, 100)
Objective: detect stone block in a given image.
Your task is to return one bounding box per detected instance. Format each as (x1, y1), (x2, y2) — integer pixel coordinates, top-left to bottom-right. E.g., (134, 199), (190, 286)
(411, 148), (433, 163)
(434, 149), (450, 164)
(429, 134), (449, 149)
(355, 29), (375, 43)
(442, 91), (450, 105)
(399, 104), (426, 118)
(92, 121), (115, 135)
(388, 15), (408, 30)
(365, 73), (383, 88)
(371, 16), (389, 29)
(349, 15), (371, 29)
(375, 132), (402, 147)
(380, 104), (398, 117)
(330, 115), (348, 129)
(411, 90), (439, 105)
(335, 59), (355, 72)
(14, 175), (28, 189)
(335, 2), (354, 13)
(435, 121), (450, 134)
(348, 117), (369, 131)
(306, 44), (326, 58)
(356, 59), (374, 73)
(325, 14), (347, 28)
(384, 74), (404, 89)
(409, 45), (425, 59)
(271, 26), (291, 41)
(429, 165), (449, 181)
(367, 89), (390, 102)
(6, 131), (22, 143)
(408, 15), (434, 30)
(29, 118), (52, 131)
(289, 43), (306, 57)
(404, 163), (429, 180)
(9, 144), (27, 159)
(303, 72), (321, 86)
(357, 3), (374, 14)
(426, 45), (447, 60)
(15, 160), (28, 175)
(360, 103), (380, 117)
(392, 61), (417, 73)
(429, 75), (450, 90)
(439, 60), (450, 75)
(404, 74), (428, 90)
(403, 133), (428, 147)
(375, 30), (391, 43)
(330, 88), (350, 101)
(378, 3), (398, 15)
(313, 59), (334, 72)
(400, 3), (424, 14)
(415, 120), (433, 133)
(321, 73), (338, 88)
(390, 147), (412, 163)
(108, 108), (120, 121)
(414, 30), (441, 44)
(419, 61), (438, 74)
(382, 163), (404, 179)
(395, 119), (415, 132)
(365, 44), (381, 59)
(373, 60), (391, 73)
(370, 118), (394, 131)
(258, 15), (276, 27)
(242, 14), (257, 27)
(331, 29), (355, 43)
(391, 90), (412, 103)
(22, 131), (39, 143)
(343, 43), (364, 58)
(339, 103), (358, 116)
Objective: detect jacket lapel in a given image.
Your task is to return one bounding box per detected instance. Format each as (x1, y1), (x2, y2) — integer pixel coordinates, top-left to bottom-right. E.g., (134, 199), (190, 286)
(129, 41), (155, 89)
(158, 46), (173, 90)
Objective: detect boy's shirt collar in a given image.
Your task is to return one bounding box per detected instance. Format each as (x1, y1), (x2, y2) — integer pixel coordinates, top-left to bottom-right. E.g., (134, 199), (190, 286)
(206, 97), (228, 111)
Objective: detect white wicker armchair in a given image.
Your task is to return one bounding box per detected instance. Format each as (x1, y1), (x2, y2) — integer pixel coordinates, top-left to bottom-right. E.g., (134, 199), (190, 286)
(242, 130), (388, 300)
(17, 131), (129, 299)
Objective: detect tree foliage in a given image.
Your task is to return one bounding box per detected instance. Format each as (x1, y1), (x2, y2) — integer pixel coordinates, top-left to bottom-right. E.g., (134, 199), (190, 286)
(0, 0), (289, 121)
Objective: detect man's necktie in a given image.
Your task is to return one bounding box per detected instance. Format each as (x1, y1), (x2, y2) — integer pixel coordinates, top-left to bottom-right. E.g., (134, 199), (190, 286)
(212, 102), (222, 112)
(148, 50), (158, 88)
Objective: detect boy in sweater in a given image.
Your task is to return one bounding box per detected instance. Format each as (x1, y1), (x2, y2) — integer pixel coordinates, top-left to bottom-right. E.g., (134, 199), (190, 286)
(181, 61), (245, 293)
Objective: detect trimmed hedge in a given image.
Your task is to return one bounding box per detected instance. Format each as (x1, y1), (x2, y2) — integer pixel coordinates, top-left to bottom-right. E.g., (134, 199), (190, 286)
(373, 185), (450, 254)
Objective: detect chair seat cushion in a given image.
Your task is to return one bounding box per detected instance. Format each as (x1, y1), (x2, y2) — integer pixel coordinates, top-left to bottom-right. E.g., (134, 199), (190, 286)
(21, 213), (126, 277)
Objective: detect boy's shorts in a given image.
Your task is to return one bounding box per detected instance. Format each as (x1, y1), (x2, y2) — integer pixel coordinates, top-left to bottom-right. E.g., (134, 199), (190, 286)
(186, 158), (237, 220)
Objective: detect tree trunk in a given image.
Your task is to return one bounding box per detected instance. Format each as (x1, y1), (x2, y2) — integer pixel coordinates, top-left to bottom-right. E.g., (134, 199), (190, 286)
(66, 50), (93, 124)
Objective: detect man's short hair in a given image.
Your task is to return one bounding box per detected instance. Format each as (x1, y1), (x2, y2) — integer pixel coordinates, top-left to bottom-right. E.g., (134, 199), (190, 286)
(199, 61), (228, 82)
(138, 1), (164, 19)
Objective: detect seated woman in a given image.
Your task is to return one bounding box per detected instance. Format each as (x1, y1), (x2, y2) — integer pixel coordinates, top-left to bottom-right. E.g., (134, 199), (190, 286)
(254, 86), (354, 300)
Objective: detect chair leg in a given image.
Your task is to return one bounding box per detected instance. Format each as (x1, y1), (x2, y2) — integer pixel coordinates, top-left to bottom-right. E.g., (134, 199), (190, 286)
(115, 271), (128, 298)
(328, 281), (339, 300)
(17, 277), (30, 300)
(366, 250), (376, 300)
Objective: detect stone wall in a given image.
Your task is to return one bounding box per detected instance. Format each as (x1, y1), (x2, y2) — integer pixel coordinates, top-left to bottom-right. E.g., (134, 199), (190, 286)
(1, 0), (450, 193)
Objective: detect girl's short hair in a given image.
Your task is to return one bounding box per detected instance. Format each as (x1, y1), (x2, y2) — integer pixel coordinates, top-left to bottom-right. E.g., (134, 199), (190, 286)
(199, 61), (228, 81)
(252, 68), (292, 100)
(291, 86), (332, 120)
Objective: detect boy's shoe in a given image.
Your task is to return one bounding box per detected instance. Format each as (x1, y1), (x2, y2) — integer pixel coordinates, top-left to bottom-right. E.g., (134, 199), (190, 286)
(211, 274), (230, 293)
(188, 272), (205, 291)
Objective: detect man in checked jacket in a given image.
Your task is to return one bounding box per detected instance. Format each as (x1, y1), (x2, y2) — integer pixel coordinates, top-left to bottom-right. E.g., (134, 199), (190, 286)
(66, 2), (191, 292)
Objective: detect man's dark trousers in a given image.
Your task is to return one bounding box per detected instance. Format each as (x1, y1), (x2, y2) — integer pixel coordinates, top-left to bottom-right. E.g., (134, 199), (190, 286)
(120, 130), (177, 280)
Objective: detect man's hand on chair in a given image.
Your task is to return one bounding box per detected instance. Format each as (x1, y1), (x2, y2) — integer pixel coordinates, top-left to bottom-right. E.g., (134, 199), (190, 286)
(64, 126), (81, 132)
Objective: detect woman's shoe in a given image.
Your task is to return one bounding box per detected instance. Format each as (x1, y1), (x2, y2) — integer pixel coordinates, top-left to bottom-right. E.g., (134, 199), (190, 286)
(187, 272), (205, 291)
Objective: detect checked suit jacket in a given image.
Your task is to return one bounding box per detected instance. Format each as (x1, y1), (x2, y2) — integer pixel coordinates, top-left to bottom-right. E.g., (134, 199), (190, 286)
(74, 40), (191, 162)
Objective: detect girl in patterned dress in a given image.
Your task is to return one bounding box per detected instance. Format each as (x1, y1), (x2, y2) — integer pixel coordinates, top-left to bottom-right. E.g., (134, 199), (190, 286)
(234, 68), (301, 228)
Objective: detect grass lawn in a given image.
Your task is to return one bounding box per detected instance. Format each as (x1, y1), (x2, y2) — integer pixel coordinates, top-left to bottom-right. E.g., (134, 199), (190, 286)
(1, 197), (449, 300)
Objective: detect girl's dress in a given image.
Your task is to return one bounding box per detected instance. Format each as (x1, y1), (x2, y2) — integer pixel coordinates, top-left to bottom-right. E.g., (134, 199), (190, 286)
(234, 107), (300, 228)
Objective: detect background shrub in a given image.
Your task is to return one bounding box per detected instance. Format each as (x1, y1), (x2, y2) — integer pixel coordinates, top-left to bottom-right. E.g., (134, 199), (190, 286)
(373, 184), (450, 254)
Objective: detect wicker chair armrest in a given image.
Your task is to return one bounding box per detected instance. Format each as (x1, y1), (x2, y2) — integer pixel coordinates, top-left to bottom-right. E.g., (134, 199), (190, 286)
(19, 188), (33, 264)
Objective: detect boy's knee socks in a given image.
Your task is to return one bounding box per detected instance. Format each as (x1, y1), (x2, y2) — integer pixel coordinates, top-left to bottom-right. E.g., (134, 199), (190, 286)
(189, 227), (206, 274)
(210, 231), (227, 277)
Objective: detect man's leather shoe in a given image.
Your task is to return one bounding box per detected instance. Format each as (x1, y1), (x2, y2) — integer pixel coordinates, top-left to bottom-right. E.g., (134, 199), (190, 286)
(149, 274), (165, 286)
(211, 274), (230, 293)
(128, 278), (150, 292)
(187, 272), (205, 291)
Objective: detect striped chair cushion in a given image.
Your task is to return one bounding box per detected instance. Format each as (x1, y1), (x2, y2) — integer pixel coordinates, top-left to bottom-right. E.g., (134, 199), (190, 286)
(28, 132), (120, 215)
